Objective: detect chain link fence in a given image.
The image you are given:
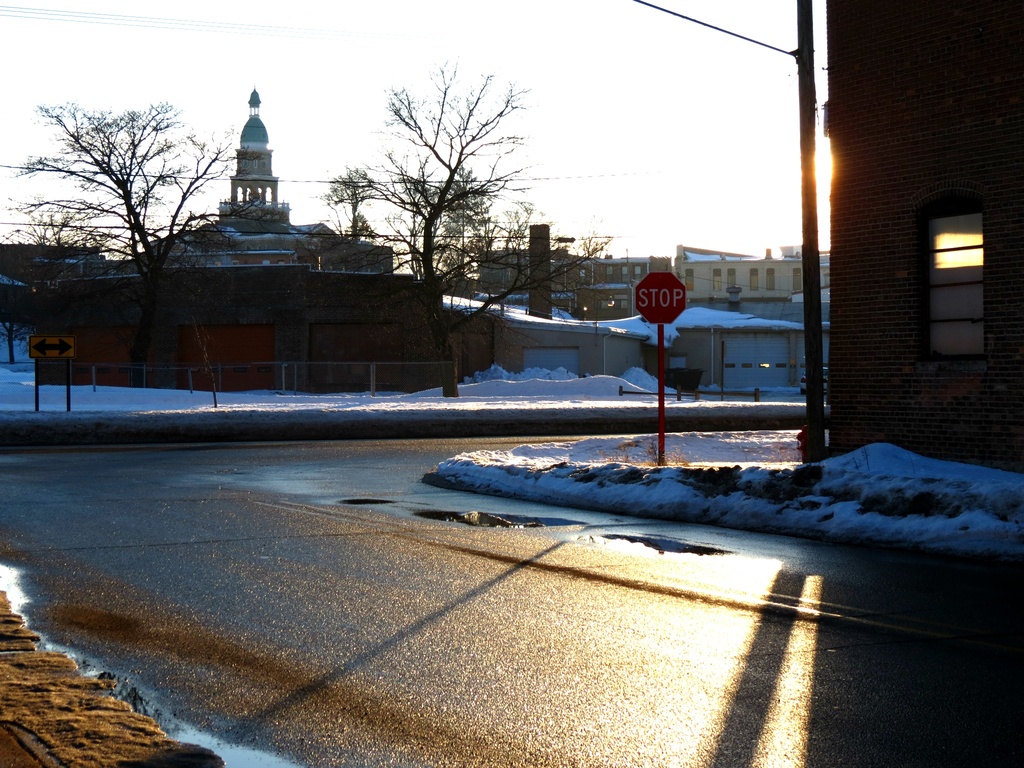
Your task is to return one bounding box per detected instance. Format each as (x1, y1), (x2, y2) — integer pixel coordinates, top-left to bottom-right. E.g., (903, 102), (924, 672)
(36, 360), (455, 395)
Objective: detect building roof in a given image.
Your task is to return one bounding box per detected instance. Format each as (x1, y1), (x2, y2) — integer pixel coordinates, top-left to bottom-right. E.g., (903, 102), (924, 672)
(240, 88), (269, 148)
(213, 219), (332, 237)
(680, 301), (830, 328)
(241, 115), (269, 148)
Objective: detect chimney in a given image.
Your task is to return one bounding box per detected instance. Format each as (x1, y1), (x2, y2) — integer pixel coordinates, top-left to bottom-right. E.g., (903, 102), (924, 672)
(528, 224), (552, 319)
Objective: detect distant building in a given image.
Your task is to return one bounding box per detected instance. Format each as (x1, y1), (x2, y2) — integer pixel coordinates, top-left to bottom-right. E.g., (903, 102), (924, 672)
(185, 90), (393, 274)
(827, 0), (1024, 471)
(474, 227), (577, 317)
(0, 243), (106, 283)
(511, 242), (831, 323)
(576, 255), (672, 321)
(674, 245), (830, 304)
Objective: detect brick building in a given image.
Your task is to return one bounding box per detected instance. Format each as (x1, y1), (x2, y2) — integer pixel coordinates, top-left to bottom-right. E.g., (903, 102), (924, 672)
(827, 0), (1024, 470)
(35, 267), (488, 393)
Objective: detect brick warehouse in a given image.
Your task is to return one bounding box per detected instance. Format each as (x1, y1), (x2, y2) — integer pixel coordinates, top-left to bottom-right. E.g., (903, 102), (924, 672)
(34, 266), (494, 393)
(826, 0), (1024, 471)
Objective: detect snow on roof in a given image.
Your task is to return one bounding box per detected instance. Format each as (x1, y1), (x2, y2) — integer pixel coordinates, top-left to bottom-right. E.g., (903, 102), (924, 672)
(447, 296), (654, 341)
(597, 315), (677, 346)
(681, 250), (764, 262)
(682, 251), (726, 262)
(0, 273), (26, 286)
(449, 297), (805, 344)
(677, 306), (804, 331)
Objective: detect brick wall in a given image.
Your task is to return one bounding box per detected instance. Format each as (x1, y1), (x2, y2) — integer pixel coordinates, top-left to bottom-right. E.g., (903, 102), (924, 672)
(39, 266), (444, 380)
(827, 0), (1024, 470)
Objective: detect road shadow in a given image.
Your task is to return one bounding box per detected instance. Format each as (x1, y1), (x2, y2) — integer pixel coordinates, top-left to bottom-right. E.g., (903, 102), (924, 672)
(708, 569), (816, 768)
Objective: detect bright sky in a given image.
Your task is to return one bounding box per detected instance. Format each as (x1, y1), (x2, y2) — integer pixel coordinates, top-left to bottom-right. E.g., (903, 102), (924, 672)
(0, 0), (830, 259)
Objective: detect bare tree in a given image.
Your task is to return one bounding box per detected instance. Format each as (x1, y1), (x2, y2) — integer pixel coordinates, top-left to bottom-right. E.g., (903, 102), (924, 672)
(20, 103), (231, 383)
(576, 229), (614, 262)
(559, 228), (614, 306)
(0, 275), (32, 363)
(323, 168), (375, 239)
(354, 67), (588, 394)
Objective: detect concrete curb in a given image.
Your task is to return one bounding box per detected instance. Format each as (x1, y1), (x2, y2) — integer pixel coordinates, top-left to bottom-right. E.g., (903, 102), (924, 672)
(0, 591), (223, 768)
(0, 404), (810, 447)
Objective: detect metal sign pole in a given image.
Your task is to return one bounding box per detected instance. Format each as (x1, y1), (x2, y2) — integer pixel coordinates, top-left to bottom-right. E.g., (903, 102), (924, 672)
(657, 323), (666, 466)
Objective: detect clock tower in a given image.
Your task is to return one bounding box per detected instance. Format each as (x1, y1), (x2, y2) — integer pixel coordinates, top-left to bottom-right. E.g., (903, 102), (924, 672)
(220, 89), (290, 223)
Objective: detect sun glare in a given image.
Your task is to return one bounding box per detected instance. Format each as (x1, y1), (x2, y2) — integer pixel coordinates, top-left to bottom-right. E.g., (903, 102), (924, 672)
(667, 557), (784, 767)
(661, 558), (823, 768)
(752, 574), (823, 768)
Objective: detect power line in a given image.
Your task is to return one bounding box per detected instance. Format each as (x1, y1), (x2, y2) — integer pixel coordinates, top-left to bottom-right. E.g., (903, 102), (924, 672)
(0, 5), (401, 42)
(0, 162), (666, 187)
(631, 0), (796, 59)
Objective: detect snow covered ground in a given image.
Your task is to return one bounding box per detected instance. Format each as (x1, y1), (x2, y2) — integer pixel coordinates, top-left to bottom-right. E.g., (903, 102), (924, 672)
(432, 435), (1024, 562)
(3, 361), (1022, 562)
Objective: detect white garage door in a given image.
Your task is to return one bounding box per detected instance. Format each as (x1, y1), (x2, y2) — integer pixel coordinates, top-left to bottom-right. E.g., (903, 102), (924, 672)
(523, 347), (580, 376)
(722, 335), (791, 389)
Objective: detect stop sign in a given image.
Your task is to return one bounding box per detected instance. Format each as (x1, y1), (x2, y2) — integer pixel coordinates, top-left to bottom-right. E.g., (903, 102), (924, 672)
(634, 271), (687, 324)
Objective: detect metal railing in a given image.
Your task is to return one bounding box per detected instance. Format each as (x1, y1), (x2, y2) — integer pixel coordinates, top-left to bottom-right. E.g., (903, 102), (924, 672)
(618, 384), (763, 402)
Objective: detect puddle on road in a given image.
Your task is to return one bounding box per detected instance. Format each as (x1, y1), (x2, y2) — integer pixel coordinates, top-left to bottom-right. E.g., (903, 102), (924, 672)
(168, 724), (304, 768)
(340, 498), (582, 527)
(414, 509), (582, 528)
(596, 534), (729, 556)
(415, 510), (541, 528)
(409, 510), (730, 554)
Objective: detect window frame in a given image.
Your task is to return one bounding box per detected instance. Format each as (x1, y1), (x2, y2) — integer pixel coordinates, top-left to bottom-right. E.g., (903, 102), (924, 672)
(920, 198), (985, 359)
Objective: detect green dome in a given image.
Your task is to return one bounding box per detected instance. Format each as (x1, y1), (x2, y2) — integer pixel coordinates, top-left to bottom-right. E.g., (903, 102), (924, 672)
(240, 88), (268, 148)
(240, 115), (269, 148)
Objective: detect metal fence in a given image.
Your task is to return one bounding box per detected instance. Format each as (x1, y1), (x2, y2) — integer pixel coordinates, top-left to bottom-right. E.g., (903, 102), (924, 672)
(37, 360), (455, 395)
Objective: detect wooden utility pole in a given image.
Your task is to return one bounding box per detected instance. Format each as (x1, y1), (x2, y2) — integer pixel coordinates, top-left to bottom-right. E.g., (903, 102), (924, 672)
(797, 0), (826, 461)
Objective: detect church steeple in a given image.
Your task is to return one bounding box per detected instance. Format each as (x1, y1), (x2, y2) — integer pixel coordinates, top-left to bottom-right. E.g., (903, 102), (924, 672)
(220, 88), (290, 223)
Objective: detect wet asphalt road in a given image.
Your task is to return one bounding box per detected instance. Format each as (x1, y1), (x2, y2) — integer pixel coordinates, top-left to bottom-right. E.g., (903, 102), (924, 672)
(1, 437), (1023, 767)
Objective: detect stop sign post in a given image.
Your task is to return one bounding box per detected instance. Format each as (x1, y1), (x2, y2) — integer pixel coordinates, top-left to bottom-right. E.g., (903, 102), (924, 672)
(634, 272), (687, 465)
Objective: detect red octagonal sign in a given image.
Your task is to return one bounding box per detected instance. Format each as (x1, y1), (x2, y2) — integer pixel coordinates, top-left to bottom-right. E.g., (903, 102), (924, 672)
(634, 271), (687, 325)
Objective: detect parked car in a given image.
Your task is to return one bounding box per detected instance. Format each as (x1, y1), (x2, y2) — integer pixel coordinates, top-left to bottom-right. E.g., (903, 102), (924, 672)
(800, 366), (828, 395)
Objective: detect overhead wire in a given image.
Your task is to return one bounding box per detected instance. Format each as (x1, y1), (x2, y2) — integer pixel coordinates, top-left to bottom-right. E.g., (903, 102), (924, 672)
(0, 4), (398, 41)
(0, 162), (666, 188)
(0, 6), (670, 247)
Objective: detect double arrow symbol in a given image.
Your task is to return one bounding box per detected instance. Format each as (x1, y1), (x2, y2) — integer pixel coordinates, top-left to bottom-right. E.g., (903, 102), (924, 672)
(30, 336), (76, 358)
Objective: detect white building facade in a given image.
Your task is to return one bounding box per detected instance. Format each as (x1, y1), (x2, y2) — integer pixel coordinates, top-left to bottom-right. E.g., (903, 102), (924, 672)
(675, 245), (830, 303)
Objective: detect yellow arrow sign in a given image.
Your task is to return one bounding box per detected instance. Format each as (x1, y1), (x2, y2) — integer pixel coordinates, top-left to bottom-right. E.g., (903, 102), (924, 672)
(29, 335), (77, 359)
